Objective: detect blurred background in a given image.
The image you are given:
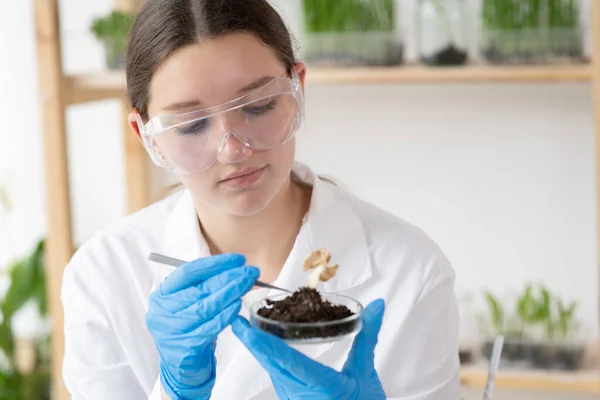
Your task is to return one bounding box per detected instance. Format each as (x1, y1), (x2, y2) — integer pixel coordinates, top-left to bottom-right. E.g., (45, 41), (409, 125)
(0, 0), (599, 399)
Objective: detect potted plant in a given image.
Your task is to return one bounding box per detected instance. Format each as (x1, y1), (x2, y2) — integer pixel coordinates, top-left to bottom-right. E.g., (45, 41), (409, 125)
(301, 0), (403, 66)
(480, 0), (584, 64)
(90, 10), (135, 69)
(480, 283), (587, 371)
(529, 286), (585, 370)
(416, 0), (469, 66)
(479, 288), (532, 364)
(0, 239), (51, 400)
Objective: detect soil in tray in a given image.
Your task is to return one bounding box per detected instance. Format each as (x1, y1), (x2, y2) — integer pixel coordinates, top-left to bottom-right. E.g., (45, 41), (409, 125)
(306, 44), (405, 67)
(256, 287), (357, 340)
(481, 339), (532, 363)
(422, 44), (468, 66)
(530, 343), (585, 370)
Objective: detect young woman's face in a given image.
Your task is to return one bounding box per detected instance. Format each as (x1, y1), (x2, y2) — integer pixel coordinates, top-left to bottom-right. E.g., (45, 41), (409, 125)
(143, 32), (306, 216)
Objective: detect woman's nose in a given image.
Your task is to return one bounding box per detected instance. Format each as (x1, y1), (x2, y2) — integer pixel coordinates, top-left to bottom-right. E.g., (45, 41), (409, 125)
(217, 132), (253, 164)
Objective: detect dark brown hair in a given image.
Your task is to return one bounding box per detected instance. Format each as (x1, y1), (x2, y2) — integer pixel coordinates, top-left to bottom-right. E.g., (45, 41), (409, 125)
(125, 0), (298, 121)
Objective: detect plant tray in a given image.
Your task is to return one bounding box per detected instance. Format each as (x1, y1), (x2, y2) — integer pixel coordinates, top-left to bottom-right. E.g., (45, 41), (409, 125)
(481, 338), (587, 371)
(303, 31), (404, 67)
(480, 28), (585, 65)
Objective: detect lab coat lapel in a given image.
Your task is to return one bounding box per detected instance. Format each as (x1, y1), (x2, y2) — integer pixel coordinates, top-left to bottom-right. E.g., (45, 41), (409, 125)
(216, 165), (373, 399)
(154, 164), (373, 294)
(276, 164), (373, 294)
(265, 167), (372, 361)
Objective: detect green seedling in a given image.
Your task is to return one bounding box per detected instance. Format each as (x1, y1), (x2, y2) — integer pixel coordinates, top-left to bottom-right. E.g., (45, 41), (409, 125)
(302, 0), (395, 33)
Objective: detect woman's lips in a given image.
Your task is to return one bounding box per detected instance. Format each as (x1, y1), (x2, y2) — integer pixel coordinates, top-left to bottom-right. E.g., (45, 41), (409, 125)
(220, 166), (266, 188)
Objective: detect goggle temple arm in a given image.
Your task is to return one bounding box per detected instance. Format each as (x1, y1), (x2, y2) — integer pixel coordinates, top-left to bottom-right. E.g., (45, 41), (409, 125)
(132, 110), (170, 170)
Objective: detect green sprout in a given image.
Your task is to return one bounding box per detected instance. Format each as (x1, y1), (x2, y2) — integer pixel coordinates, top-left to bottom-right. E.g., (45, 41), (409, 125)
(482, 0), (579, 30)
(302, 0), (395, 33)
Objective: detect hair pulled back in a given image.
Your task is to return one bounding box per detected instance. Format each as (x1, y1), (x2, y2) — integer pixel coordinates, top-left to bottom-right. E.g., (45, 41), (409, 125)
(125, 0), (298, 121)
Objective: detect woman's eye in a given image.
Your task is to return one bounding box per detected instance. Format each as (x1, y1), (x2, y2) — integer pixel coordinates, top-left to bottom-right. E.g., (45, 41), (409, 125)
(243, 100), (277, 117)
(175, 119), (209, 136)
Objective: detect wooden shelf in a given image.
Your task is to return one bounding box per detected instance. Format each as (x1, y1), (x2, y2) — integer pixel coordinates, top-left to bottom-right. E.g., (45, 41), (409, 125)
(64, 64), (592, 105)
(64, 70), (127, 105)
(460, 366), (600, 393)
(306, 64), (592, 84)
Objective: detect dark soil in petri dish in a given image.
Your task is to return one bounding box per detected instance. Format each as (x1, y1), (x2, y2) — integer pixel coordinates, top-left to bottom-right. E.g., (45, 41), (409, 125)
(256, 287), (357, 340)
(422, 44), (468, 66)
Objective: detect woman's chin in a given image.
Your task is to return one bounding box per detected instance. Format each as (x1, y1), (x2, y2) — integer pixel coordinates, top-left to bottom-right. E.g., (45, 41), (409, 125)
(221, 189), (275, 217)
(184, 164), (292, 217)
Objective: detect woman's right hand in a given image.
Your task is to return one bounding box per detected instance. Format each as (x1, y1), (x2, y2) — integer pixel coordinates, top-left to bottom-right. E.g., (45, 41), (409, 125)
(145, 253), (259, 400)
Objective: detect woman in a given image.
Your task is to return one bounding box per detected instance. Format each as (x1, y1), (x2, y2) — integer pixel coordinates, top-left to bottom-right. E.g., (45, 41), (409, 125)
(61, 0), (461, 399)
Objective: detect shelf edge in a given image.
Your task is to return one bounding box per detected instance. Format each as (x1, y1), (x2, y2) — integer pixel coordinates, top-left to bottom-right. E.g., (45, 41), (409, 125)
(460, 368), (600, 393)
(63, 65), (593, 105)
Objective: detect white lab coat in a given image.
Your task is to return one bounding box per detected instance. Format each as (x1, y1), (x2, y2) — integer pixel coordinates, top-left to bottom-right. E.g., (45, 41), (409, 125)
(62, 162), (461, 400)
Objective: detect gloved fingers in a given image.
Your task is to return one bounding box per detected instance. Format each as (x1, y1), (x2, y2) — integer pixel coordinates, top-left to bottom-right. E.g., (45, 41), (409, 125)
(147, 269), (257, 334)
(343, 299), (385, 375)
(156, 300), (241, 355)
(192, 271), (258, 321)
(198, 265), (259, 296)
(146, 293), (205, 334)
(232, 316), (338, 387)
(180, 299), (243, 339)
(157, 267), (259, 313)
(160, 253), (246, 295)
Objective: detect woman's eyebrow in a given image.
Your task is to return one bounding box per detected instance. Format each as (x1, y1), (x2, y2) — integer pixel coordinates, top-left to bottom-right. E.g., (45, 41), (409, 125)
(161, 76), (275, 112)
(238, 76), (275, 94)
(161, 100), (202, 112)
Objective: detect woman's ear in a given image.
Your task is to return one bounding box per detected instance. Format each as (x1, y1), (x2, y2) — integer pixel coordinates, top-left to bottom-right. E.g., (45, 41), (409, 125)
(128, 109), (143, 140)
(294, 62), (307, 92)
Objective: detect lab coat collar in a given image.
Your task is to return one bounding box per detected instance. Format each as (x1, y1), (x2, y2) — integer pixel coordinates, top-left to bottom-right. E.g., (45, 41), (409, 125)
(274, 162), (373, 294)
(161, 161), (373, 295)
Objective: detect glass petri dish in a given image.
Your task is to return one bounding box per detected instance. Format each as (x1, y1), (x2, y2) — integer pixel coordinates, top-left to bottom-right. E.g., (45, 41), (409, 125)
(248, 292), (364, 344)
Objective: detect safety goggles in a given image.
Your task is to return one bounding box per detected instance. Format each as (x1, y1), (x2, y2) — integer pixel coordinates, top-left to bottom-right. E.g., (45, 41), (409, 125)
(135, 73), (304, 175)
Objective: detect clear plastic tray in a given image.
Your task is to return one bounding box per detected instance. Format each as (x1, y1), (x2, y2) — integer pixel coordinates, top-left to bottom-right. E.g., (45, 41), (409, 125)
(249, 292), (364, 344)
(302, 31), (404, 67)
(479, 28), (585, 65)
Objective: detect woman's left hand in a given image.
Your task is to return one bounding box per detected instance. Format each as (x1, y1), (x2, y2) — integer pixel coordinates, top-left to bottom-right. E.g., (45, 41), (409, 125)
(231, 299), (387, 400)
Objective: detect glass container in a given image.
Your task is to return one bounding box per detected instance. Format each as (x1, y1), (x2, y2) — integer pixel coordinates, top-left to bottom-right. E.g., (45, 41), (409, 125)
(301, 0), (404, 66)
(480, 0), (585, 64)
(249, 292), (364, 344)
(417, 0), (470, 66)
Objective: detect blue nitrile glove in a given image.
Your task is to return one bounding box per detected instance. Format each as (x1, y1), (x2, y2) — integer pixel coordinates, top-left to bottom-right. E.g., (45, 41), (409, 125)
(232, 299), (387, 400)
(146, 253), (259, 400)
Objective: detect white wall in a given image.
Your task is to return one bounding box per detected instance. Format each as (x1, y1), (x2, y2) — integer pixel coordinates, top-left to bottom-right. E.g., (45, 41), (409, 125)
(0, 0), (46, 268)
(297, 82), (597, 342)
(0, 0), (597, 342)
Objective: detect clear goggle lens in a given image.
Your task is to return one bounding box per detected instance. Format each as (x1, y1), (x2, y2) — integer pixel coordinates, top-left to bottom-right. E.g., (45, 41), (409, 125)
(137, 76), (303, 174)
